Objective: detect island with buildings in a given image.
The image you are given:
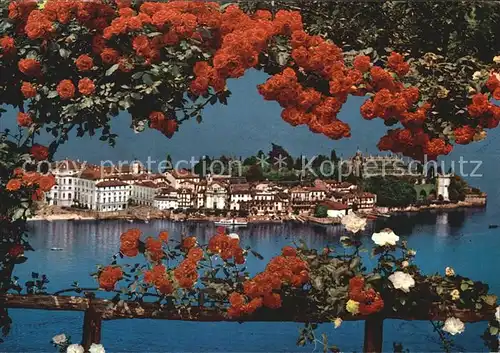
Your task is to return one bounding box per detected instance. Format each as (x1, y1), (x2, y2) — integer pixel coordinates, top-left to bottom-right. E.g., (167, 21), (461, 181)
(33, 147), (487, 224)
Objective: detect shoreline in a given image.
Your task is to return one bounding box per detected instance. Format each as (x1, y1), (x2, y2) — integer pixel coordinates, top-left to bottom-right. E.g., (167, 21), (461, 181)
(27, 201), (486, 224)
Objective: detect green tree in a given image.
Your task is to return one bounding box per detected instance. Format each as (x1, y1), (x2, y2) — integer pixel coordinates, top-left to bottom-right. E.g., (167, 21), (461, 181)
(448, 175), (468, 202)
(363, 176), (417, 207)
(245, 164), (265, 182)
(314, 205), (328, 218)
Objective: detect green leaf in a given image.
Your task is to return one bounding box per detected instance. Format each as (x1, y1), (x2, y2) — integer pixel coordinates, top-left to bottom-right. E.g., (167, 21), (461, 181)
(47, 91), (58, 99)
(59, 48), (71, 58)
(142, 73), (154, 85)
(489, 326), (498, 336)
(481, 294), (497, 306)
(106, 64), (120, 76)
(460, 283), (469, 291)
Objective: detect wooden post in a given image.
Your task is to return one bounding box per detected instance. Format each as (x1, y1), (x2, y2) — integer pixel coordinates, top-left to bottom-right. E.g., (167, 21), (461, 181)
(363, 317), (384, 353)
(81, 294), (102, 351)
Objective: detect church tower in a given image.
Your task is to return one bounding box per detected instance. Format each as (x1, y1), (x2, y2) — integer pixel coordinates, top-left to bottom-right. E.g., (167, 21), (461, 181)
(436, 173), (452, 201)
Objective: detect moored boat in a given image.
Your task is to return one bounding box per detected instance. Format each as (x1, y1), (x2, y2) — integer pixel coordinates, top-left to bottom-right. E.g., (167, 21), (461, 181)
(214, 219), (248, 227)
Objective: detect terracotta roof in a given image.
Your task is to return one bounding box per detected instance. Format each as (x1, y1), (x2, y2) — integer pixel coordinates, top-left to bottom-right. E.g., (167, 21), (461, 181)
(170, 169), (199, 179)
(52, 159), (86, 171)
(135, 181), (157, 188)
(80, 169), (101, 181)
(320, 201), (349, 210)
(96, 180), (129, 188)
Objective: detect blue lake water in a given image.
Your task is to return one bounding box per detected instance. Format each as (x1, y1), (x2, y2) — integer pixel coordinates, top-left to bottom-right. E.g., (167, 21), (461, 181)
(3, 206), (499, 353)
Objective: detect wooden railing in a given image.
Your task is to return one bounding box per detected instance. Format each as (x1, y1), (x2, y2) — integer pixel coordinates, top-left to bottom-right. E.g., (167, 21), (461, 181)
(1, 294), (496, 352)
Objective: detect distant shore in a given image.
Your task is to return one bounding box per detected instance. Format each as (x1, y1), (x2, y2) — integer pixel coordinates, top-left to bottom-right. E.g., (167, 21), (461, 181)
(28, 200), (486, 224)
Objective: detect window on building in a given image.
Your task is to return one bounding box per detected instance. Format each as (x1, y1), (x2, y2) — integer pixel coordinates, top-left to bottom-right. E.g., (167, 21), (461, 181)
(62, 193), (65, 199)
(69, 179), (72, 184)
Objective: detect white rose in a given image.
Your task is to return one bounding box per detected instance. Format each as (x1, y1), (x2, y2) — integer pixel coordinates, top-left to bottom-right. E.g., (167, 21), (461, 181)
(66, 344), (84, 353)
(388, 271), (415, 293)
(228, 233), (239, 240)
(52, 334), (67, 345)
(371, 228), (399, 246)
(472, 71), (482, 80)
(495, 306), (500, 322)
(445, 267), (455, 277)
(89, 343), (106, 353)
(442, 317), (465, 335)
(341, 213), (367, 234)
(493, 56), (500, 64)
(401, 260), (409, 268)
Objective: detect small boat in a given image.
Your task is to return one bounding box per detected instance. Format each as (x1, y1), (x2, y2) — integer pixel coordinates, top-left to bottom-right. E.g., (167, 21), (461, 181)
(214, 219), (248, 227)
(489, 224), (498, 229)
(50, 247), (63, 251)
(127, 219), (134, 223)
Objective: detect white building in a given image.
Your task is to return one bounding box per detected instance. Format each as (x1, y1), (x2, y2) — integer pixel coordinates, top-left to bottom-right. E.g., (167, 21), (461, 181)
(229, 184), (252, 211)
(131, 181), (158, 206)
(47, 160), (87, 207)
(436, 173), (452, 201)
(153, 187), (178, 210)
(165, 169), (200, 189)
(95, 180), (131, 212)
(204, 181), (228, 210)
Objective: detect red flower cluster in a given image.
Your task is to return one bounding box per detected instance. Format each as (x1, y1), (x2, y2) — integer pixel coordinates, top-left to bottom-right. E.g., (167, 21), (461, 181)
(387, 52), (410, 77)
(18, 58), (41, 77)
(377, 128), (452, 161)
(56, 79), (75, 100)
(145, 236), (164, 262)
(144, 264), (173, 295)
(119, 228), (141, 257)
(348, 277), (384, 315)
(259, 68), (351, 139)
(174, 255), (199, 289)
(468, 93), (500, 129)
(229, 246), (308, 317)
(21, 81), (36, 98)
(17, 112), (33, 127)
(207, 229), (244, 264)
(148, 111), (178, 138)
(6, 168), (55, 202)
(30, 144), (49, 161)
(454, 125), (476, 145)
(0, 36), (16, 56)
(99, 266), (123, 292)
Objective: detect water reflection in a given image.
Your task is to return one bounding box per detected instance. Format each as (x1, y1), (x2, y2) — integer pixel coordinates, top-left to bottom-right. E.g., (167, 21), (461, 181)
(11, 206), (499, 353)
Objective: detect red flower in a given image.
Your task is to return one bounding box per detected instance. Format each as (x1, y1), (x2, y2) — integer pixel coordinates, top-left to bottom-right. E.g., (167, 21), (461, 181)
(30, 144), (49, 161)
(100, 48), (120, 64)
(360, 100), (377, 120)
(17, 112), (33, 127)
(21, 82), (36, 98)
(78, 78), (95, 96)
(454, 125), (475, 145)
(8, 244), (24, 258)
(37, 174), (56, 192)
(57, 80), (75, 100)
(6, 179), (22, 191)
(31, 188), (44, 201)
(353, 55), (371, 72)
(263, 293), (282, 309)
(0, 36), (16, 55)
(99, 266), (123, 291)
(281, 246), (297, 257)
(493, 88), (500, 101)
(159, 231), (169, 242)
(75, 54), (94, 71)
(145, 236), (164, 261)
(182, 236), (197, 250)
(18, 59), (41, 77)
(120, 228), (141, 257)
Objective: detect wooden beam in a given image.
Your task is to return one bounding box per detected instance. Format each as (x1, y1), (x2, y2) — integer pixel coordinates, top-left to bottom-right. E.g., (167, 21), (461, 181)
(1, 294), (496, 323)
(363, 317), (383, 353)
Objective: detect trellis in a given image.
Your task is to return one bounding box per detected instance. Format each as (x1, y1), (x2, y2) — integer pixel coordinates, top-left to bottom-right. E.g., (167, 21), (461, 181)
(1, 293), (495, 353)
